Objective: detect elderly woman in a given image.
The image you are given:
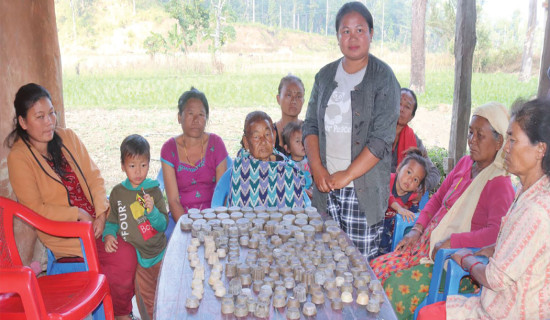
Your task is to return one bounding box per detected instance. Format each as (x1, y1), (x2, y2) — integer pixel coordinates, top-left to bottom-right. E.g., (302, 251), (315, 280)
(418, 98), (550, 319)
(393, 88), (440, 192)
(273, 74), (305, 155)
(161, 87), (228, 222)
(303, 1), (400, 259)
(6, 83), (137, 319)
(370, 102), (515, 320)
(229, 110), (310, 208)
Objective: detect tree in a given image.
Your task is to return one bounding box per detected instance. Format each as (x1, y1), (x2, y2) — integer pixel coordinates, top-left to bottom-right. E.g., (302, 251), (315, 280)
(165, 0), (210, 53)
(410, 0), (427, 93)
(519, 0), (537, 82)
(426, 0), (456, 52)
(448, 0), (476, 171)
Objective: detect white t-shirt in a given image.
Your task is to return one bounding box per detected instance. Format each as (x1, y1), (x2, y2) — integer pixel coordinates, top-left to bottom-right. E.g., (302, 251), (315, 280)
(324, 61), (367, 187)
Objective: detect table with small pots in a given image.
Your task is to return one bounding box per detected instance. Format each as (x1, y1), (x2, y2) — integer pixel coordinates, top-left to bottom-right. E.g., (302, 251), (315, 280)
(155, 206), (398, 320)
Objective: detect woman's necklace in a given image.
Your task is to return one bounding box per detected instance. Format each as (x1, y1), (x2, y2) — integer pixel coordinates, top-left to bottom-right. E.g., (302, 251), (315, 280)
(183, 135), (205, 168)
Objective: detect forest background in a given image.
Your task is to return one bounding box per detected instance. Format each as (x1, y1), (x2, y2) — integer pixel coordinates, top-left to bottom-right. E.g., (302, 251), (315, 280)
(53, 0), (546, 192)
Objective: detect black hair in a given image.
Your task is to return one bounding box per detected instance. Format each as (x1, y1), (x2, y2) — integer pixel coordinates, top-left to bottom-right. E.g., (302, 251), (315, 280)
(335, 2), (374, 34)
(401, 88), (418, 117)
(241, 111), (274, 148)
(282, 121), (302, 148)
(277, 74), (305, 96)
(5, 83), (67, 177)
(178, 87), (209, 119)
(511, 98), (550, 176)
(120, 134), (151, 163)
(5, 83), (52, 147)
(396, 147), (429, 193)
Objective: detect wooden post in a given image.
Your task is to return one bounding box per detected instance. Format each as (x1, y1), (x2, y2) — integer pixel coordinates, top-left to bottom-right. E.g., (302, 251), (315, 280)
(538, 2), (550, 99)
(0, 0), (63, 267)
(410, 0), (427, 93)
(447, 0), (477, 172)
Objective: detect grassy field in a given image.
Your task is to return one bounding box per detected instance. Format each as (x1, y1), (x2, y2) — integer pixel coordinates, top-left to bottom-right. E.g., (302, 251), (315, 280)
(62, 68), (539, 192)
(63, 69), (539, 111)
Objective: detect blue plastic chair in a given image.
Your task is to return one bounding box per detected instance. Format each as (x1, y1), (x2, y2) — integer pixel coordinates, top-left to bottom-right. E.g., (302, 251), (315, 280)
(211, 168), (232, 207)
(413, 248), (486, 319)
(156, 167), (177, 239)
(391, 191), (429, 251)
(46, 245), (87, 275)
(391, 211), (420, 251)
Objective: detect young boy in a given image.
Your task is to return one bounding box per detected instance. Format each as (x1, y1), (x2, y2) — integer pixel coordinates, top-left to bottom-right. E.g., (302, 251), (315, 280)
(282, 121), (313, 197)
(103, 134), (168, 320)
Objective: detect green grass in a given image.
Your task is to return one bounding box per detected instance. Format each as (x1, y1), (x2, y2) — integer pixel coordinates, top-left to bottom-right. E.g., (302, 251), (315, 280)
(63, 70), (315, 110)
(395, 71), (539, 110)
(63, 69), (539, 111)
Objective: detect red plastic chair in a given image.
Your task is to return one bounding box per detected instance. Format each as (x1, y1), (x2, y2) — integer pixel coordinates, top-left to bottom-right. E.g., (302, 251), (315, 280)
(0, 196), (114, 319)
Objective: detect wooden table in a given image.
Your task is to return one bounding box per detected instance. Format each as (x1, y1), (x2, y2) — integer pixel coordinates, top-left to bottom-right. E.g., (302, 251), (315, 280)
(155, 217), (398, 320)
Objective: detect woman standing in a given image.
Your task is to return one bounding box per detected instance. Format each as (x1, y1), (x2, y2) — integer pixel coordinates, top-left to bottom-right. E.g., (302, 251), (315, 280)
(273, 74), (305, 155)
(161, 87), (228, 223)
(418, 99), (550, 319)
(303, 1), (400, 259)
(6, 83), (137, 319)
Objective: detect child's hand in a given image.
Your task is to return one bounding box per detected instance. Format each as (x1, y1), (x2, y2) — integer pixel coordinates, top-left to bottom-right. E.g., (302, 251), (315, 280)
(104, 235), (118, 253)
(398, 208), (417, 223)
(143, 193), (154, 213)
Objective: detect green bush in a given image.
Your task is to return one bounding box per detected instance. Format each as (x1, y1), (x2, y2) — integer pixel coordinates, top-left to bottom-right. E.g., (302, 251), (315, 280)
(427, 146), (449, 189)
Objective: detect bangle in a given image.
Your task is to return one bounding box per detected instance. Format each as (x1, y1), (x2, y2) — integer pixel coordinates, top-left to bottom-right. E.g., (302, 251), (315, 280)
(460, 253), (474, 270)
(468, 261), (483, 274)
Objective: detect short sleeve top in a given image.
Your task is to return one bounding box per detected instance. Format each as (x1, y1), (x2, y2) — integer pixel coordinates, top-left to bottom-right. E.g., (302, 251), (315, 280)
(160, 133), (228, 210)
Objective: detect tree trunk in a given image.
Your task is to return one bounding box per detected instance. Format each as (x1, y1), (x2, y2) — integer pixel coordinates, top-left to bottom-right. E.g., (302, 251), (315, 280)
(538, 2), (550, 98)
(410, 0), (427, 93)
(448, 0), (476, 172)
(519, 0), (537, 82)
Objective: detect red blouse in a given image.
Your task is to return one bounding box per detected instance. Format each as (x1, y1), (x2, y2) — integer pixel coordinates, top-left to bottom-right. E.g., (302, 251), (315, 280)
(45, 154), (95, 218)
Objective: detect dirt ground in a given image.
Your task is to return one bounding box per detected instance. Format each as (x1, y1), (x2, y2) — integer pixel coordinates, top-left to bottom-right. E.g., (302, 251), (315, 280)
(66, 104), (452, 193)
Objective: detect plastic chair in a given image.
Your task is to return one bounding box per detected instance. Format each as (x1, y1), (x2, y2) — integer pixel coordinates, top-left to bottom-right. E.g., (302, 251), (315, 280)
(391, 211), (420, 251)
(211, 168), (232, 207)
(391, 192), (430, 251)
(413, 248), (486, 319)
(0, 196), (114, 320)
(47, 246), (87, 275)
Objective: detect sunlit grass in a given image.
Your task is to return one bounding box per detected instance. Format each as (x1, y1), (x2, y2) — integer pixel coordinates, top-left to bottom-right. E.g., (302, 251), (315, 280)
(63, 69), (539, 111)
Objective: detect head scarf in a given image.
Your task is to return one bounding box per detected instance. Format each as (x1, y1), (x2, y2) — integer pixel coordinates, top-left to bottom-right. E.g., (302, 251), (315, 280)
(424, 102), (510, 263)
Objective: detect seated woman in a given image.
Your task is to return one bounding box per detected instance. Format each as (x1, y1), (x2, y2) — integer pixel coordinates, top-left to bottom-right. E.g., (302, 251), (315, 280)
(272, 74), (305, 155)
(229, 111), (310, 208)
(419, 99), (550, 320)
(161, 87), (228, 222)
(6, 83), (137, 319)
(370, 102), (515, 320)
(393, 88), (441, 192)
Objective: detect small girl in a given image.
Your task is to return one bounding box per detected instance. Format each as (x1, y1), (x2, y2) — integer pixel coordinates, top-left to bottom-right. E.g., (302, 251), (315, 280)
(379, 148), (429, 255)
(283, 121), (313, 198)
